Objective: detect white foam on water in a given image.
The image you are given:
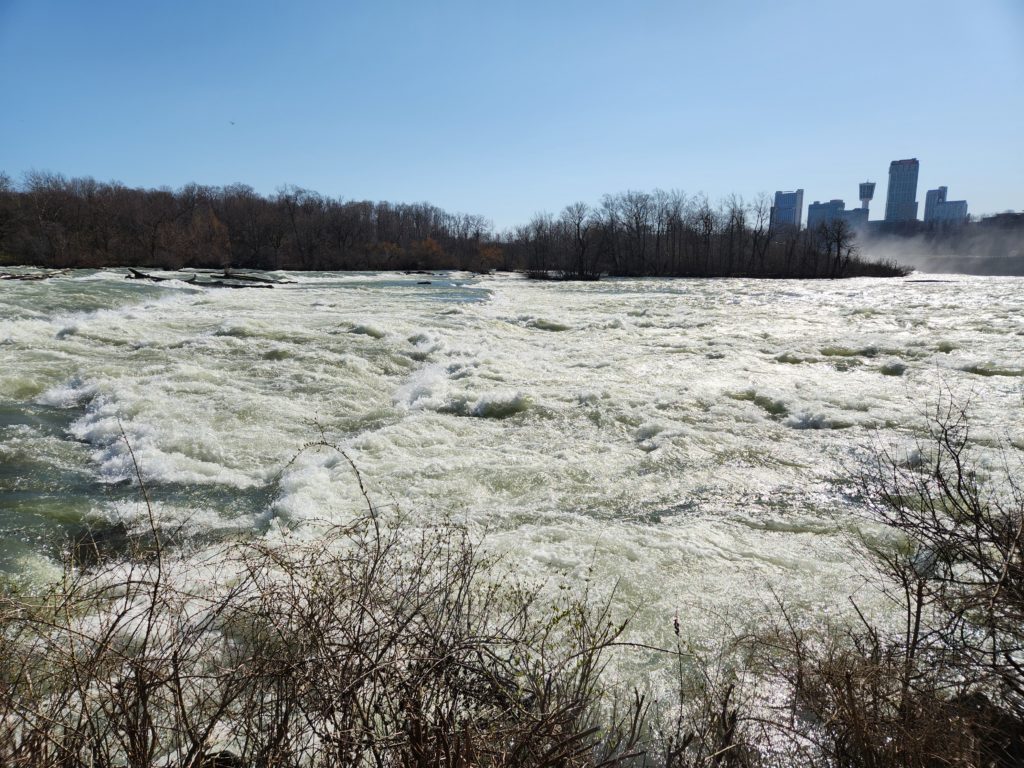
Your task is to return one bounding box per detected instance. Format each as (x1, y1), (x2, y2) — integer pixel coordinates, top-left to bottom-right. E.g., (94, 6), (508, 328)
(52, 384), (261, 490)
(407, 331), (447, 360)
(783, 411), (854, 431)
(349, 322), (387, 339)
(447, 389), (532, 419)
(37, 378), (98, 408)
(393, 364), (451, 412)
(100, 498), (252, 536)
(2, 271), (1024, 652)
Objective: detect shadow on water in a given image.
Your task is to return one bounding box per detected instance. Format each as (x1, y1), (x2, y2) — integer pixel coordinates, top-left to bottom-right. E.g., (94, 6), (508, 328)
(65, 481), (282, 567)
(0, 401), (98, 571)
(0, 400), (282, 573)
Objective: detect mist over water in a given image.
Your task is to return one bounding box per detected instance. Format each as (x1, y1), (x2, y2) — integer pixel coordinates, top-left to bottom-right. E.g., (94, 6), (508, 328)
(2, 270), (1023, 646)
(860, 227), (1024, 275)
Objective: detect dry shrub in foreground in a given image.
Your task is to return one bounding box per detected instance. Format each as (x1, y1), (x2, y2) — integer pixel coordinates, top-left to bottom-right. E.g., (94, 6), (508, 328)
(739, 401), (1024, 767)
(0, 506), (652, 767)
(0, 432), (649, 767)
(229, 515), (651, 766)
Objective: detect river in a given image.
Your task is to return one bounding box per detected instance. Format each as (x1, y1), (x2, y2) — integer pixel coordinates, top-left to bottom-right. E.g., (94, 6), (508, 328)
(2, 270), (1022, 646)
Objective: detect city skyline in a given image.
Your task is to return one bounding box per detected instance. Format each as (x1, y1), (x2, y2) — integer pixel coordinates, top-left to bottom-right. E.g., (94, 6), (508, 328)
(781, 156), (974, 231)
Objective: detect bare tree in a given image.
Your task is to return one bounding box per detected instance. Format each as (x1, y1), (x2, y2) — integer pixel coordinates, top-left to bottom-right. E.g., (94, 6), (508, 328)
(744, 193), (771, 275)
(819, 218), (857, 277)
(560, 201), (597, 279)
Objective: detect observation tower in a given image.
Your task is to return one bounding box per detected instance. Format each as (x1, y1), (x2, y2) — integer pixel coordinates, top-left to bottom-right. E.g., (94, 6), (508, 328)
(859, 181), (875, 211)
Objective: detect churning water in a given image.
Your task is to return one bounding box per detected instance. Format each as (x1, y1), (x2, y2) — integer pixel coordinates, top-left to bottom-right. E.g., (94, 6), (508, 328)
(2, 270), (1023, 644)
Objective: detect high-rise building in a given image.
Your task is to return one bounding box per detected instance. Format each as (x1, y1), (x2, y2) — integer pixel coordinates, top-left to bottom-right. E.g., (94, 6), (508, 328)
(884, 158), (920, 222)
(770, 189), (803, 230)
(807, 199), (846, 230)
(924, 186), (947, 221)
(931, 200), (968, 224)
(840, 207), (869, 229)
(924, 186), (969, 225)
(808, 198), (869, 231)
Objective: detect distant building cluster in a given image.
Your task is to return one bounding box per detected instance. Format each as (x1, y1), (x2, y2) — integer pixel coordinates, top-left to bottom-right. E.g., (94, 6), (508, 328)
(771, 158), (969, 233)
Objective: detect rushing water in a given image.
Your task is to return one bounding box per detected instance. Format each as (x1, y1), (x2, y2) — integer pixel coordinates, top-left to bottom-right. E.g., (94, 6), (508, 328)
(2, 270), (1023, 644)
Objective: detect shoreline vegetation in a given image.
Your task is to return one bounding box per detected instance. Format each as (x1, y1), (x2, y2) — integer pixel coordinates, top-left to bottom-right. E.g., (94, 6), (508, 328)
(0, 171), (915, 279)
(2, 405), (1024, 766)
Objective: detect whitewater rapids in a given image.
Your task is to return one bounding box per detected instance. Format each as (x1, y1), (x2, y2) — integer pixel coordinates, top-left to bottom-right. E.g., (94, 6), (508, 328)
(2, 270), (1022, 646)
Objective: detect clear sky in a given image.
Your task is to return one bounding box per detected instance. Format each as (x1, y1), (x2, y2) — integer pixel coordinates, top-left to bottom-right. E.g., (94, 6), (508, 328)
(1, 0), (1021, 230)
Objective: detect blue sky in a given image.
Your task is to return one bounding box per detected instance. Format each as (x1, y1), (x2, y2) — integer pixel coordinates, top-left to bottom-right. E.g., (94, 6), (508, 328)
(1, 0), (1021, 229)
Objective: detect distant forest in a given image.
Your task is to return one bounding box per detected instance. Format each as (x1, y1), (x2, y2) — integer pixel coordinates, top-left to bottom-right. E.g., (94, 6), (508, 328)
(0, 170), (909, 278)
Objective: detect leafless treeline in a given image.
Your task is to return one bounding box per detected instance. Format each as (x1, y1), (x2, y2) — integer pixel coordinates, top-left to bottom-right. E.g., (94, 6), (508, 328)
(0, 171), (907, 277)
(0, 171), (498, 271)
(502, 191), (906, 279)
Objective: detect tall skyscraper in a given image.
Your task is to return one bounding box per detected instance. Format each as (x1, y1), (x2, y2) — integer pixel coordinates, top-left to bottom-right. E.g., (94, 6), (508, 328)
(884, 158), (920, 222)
(770, 189), (803, 230)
